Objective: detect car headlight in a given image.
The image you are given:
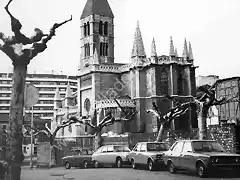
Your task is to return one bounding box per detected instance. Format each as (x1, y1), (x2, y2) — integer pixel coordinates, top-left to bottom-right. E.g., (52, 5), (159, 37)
(236, 158), (240, 163)
(211, 157), (219, 163)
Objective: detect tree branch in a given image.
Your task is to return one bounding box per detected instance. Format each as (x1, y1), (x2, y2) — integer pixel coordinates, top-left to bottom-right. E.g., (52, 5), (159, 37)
(68, 116), (96, 129)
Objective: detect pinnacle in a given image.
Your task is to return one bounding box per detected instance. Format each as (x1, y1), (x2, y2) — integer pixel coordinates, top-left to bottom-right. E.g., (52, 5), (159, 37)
(54, 86), (61, 101)
(188, 41), (194, 60)
(131, 21), (146, 58)
(151, 37), (157, 57)
(169, 36), (175, 56)
(182, 38), (189, 59)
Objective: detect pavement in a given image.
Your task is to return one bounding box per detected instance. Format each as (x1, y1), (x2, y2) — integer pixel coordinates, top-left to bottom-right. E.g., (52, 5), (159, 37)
(21, 166), (240, 180)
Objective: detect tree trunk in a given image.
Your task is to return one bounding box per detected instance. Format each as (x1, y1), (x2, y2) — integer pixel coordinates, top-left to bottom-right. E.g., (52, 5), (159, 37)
(155, 123), (165, 142)
(7, 64), (27, 180)
(94, 130), (102, 150)
(198, 106), (209, 140)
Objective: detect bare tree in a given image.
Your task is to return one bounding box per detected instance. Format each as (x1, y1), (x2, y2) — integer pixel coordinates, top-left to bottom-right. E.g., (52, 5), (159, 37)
(194, 84), (236, 139)
(0, 1), (72, 179)
(68, 98), (137, 150)
(147, 96), (194, 142)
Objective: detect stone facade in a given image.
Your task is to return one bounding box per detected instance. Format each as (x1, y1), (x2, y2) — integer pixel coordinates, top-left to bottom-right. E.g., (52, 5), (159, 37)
(76, 0), (198, 135)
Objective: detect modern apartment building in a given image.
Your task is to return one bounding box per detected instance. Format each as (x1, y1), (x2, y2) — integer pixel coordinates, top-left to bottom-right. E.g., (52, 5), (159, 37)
(0, 72), (78, 127)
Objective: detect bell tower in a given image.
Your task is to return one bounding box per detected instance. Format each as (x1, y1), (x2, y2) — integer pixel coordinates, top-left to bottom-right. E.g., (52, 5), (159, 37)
(80, 0), (114, 69)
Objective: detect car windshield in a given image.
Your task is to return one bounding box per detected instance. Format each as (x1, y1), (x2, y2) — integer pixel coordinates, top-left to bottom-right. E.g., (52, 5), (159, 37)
(114, 146), (130, 152)
(147, 143), (169, 151)
(192, 141), (226, 152)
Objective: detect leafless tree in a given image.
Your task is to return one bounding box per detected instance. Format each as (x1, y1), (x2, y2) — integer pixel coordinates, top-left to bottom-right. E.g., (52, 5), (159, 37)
(68, 98), (137, 150)
(147, 95), (194, 142)
(0, 1), (72, 179)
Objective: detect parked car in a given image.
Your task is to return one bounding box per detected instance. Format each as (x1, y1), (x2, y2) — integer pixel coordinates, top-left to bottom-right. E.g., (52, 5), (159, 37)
(162, 140), (240, 178)
(128, 142), (169, 171)
(62, 148), (93, 169)
(92, 145), (131, 168)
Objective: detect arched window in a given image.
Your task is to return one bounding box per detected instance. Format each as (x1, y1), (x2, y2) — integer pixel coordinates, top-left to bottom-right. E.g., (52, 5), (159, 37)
(160, 70), (168, 94)
(84, 98), (91, 113)
(87, 22), (90, 35)
(99, 21), (103, 35)
(84, 23), (87, 37)
(100, 42), (103, 56)
(104, 22), (108, 36)
(105, 43), (108, 56)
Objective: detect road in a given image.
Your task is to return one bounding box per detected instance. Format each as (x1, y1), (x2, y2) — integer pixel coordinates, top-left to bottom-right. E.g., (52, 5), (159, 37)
(21, 167), (240, 180)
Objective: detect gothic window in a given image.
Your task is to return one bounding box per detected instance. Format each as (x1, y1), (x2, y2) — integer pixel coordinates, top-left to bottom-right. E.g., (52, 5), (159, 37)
(100, 42), (103, 56)
(104, 22), (108, 36)
(84, 23), (87, 37)
(160, 70), (168, 94)
(84, 43), (90, 57)
(100, 42), (108, 56)
(99, 21), (103, 35)
(84, 98), (91, 113)
(105, 43), (108, 56)
(87, 22), (90, 36)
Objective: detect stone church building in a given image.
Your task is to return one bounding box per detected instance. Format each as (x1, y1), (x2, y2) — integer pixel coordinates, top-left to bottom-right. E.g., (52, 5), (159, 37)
(75, 0), (198, 135)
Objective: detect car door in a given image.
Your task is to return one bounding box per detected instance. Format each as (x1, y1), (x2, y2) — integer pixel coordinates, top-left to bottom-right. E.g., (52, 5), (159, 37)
(180, 142), (194, 170)
(170, 141), (184, 168)
(131, 143), (141, 164)
(98, 146), (108, 164)
(105, 146), (115, 164)
(139, 143), (147, 164)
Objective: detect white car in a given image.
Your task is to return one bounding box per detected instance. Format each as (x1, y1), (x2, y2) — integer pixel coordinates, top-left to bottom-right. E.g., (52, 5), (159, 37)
(92, 145), (131, 168)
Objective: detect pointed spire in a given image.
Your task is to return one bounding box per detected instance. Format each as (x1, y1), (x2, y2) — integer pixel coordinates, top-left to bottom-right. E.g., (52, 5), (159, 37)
(131, 21), (146, 58)
(169, 36), (175, 57)
(182, 38), (189, 59)
(151, 37), (157, 57)
(54, 86), (61, 110)
(175, 48), (178, 57)
(54, 86), (61, 101)
(188, 41), (194, 60)
(65, 81), (72, 99)
(93, 47), (99, 64)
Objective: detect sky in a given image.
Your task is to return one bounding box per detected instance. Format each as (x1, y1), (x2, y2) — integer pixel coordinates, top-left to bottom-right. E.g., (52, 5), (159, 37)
(0, 0), (240, 78)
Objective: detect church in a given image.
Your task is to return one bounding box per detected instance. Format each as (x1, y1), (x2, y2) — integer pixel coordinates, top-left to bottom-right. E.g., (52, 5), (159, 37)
(53, 0), (198, 138)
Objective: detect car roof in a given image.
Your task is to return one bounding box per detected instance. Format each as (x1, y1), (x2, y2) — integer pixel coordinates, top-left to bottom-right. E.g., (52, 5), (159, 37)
(137, 142), (167, 144)
(176, 139), (216, 143)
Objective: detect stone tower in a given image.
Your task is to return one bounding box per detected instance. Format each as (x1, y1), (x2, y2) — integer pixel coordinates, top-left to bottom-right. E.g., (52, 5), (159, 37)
(80, 0), (114, 69)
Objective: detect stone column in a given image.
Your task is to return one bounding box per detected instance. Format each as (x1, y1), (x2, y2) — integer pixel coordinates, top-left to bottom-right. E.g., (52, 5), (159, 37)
(77, 77), (82, 115)
(169, 65), (175, 130)
(130, 70), (135, 98)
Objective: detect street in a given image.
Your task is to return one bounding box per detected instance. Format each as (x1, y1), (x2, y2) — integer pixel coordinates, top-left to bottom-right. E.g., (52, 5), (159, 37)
(21, 167), (240, 180)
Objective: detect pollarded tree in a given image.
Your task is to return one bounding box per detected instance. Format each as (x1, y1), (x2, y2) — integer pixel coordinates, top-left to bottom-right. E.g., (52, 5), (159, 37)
(0, 0), (72, 179)
(68, 98), (137, 150)
(194, 84), (237, 140)
(147, 95), (195, 142)
(23, 119), (76, 167)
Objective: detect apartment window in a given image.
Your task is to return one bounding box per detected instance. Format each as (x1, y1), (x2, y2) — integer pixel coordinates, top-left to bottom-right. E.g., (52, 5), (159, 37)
(84, 23), (87, 37)
(58, 82), (67, 85)
(0, 101), (9, 104)
(87, 22), (90, 36)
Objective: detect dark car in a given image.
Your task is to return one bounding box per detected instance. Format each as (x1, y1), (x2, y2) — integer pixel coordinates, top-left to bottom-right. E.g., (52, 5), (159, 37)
(62, 148), (93, 169)
(162, 140), (240, 178)
(128, 142), (169, 171)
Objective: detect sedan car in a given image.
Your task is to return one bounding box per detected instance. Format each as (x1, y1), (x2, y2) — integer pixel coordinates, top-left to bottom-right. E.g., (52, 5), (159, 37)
(128, 142), (169, 171)
(162, 140), (240, 178)
(62, 148), (93, 169)
(92, 145), (131, 168)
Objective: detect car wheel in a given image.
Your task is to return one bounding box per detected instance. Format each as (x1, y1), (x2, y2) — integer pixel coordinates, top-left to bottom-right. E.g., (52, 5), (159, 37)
(168, 161), (176, 174)
(83, 161), (88, 169)
(94, 161), (99, 168)
(65, 162), (71, 169)
(196, 162), (207, 178)
(148, 159), (154, 171)
(131, 159), (137, 169)
(116, 157), (122, 168)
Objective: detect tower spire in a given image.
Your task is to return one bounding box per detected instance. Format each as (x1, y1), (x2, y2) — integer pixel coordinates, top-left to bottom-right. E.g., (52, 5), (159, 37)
(54, 86), (61, 110)
(93, 47), (99, 64)
(151, 37), (157, 57)
(188, 41), (194, 60)
(182, 38), (189, 60)
(169, 36), (175, 57)
(65, 81), (72, 108)
(175, 48), (178, 57)
(131, 21), (146, 58)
